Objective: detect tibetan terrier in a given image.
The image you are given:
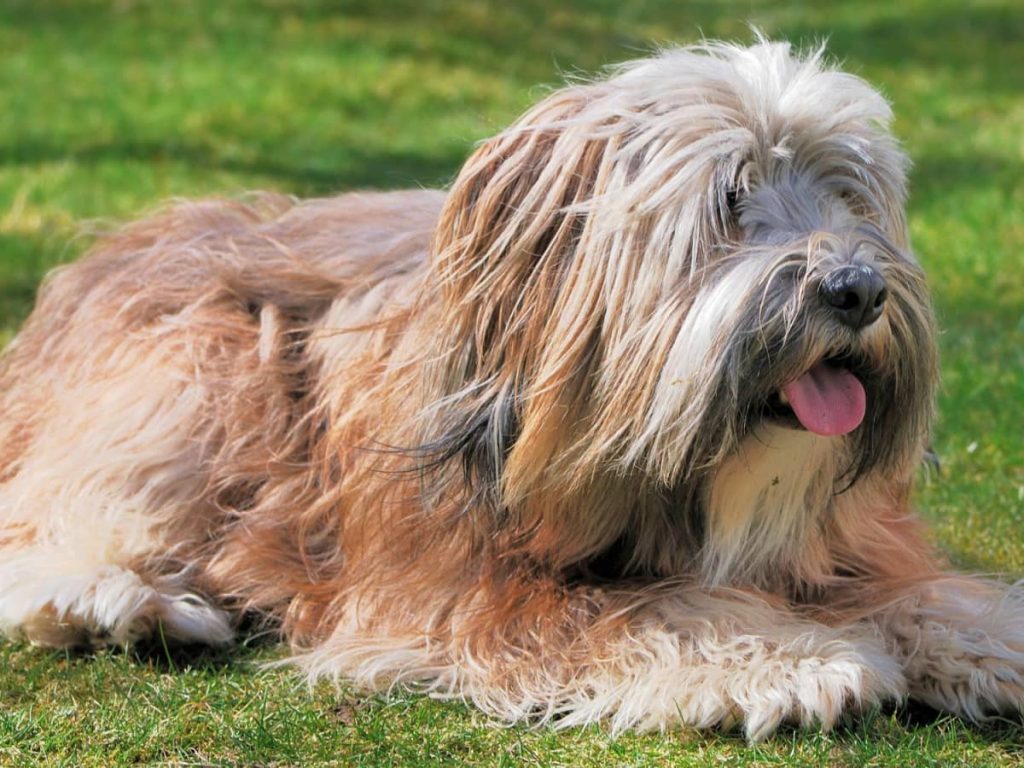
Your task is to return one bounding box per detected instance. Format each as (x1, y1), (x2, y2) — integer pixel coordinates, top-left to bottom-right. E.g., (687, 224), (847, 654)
(0, 40), (1021, 741)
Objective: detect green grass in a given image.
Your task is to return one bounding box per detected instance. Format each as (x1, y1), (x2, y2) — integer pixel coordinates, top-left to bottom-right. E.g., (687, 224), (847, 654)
(0, 0), (1022, 765)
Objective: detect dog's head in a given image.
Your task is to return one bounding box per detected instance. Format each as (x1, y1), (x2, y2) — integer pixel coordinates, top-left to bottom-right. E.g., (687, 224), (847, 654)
(421, 40), (938, 579)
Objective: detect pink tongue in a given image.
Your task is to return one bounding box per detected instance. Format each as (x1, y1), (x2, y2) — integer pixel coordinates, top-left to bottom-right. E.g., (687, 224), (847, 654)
(781, 363), (866, 437)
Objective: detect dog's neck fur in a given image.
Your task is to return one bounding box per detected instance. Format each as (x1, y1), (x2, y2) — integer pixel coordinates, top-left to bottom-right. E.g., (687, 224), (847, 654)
(701, 425), (837, 587)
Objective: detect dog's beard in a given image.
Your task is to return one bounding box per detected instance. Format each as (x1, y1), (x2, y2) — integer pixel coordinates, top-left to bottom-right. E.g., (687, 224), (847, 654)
(706, 243), (934, 487)
(626, 170), (937, 491)
(647, 222), (937, 587)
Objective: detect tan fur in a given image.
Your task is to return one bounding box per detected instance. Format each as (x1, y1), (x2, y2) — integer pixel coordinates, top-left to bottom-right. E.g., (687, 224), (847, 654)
(1, 40), (1022, 741)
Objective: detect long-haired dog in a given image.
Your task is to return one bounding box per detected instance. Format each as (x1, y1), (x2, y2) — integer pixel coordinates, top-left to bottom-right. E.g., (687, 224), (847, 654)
(0, 39), (1021, 741)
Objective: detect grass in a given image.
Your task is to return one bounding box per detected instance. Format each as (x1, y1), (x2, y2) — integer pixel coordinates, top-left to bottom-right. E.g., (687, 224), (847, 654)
(0, 0), (1022, 765)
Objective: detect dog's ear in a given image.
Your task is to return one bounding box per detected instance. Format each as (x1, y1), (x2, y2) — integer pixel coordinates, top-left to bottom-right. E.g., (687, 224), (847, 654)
(421, 80), (745, 513)
(422, 89), (605, 512)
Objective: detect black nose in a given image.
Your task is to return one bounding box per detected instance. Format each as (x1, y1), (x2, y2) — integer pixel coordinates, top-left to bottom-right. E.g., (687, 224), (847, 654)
(819, 265), (888, 330)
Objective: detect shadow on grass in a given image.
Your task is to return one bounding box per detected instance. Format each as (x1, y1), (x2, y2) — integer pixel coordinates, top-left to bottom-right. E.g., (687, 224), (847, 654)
(126, 612), (283, 673)
(2, 1), (1020, 85)
(0, 138), (468, 197)
(19, 614), (283, 677)
(245, 0), (1024, 93)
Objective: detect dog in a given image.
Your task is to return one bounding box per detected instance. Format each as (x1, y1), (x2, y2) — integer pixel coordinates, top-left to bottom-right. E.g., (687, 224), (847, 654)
(0, 38), (1021, 741)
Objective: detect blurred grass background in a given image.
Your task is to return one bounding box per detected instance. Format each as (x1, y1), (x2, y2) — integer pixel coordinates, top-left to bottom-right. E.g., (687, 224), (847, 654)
(0, 0), (1022, 765)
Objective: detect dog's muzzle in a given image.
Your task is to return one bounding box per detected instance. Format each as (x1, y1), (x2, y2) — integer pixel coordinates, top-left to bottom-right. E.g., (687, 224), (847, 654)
(764, 265), (890, 438)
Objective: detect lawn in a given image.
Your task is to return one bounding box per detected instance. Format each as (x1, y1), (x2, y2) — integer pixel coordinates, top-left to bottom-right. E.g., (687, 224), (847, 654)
(0, 0), (1022, 765)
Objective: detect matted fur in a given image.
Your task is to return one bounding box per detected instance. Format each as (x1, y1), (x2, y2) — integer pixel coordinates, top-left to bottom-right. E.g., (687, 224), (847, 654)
(1, 39), (1022, 740)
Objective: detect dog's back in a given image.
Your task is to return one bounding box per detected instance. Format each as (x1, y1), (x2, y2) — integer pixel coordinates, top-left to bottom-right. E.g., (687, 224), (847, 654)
(0, 189), (442, 646)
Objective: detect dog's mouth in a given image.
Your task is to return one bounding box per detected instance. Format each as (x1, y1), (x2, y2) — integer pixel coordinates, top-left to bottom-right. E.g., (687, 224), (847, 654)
(763, 356), (867, 436)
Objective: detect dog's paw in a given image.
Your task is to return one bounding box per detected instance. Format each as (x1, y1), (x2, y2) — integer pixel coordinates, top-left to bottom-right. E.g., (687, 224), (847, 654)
(737, 651), (905, 741)
(879, 581), (1024, 719)
(733, 649), (906, 741)
(0, 554), (233, 648)
(594, 631), (907, 740)
(904, 625), (1024, 719)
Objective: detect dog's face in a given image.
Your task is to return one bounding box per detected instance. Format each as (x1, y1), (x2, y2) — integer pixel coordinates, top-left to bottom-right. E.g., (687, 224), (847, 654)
(424, 42), (938, 573)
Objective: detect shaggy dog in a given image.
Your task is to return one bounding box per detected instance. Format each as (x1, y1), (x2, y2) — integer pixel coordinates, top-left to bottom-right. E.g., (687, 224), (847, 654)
(0, 40), (1021, 740)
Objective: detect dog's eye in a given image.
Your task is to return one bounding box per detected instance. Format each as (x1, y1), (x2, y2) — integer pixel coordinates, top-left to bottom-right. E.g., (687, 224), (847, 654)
(724, 188), (740, 217)
(836, 187), (862, 210)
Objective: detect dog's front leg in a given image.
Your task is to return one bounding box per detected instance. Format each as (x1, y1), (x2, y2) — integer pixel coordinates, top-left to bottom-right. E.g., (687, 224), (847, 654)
(304, 579), (906, 741)
(561, 586), (907, 740)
